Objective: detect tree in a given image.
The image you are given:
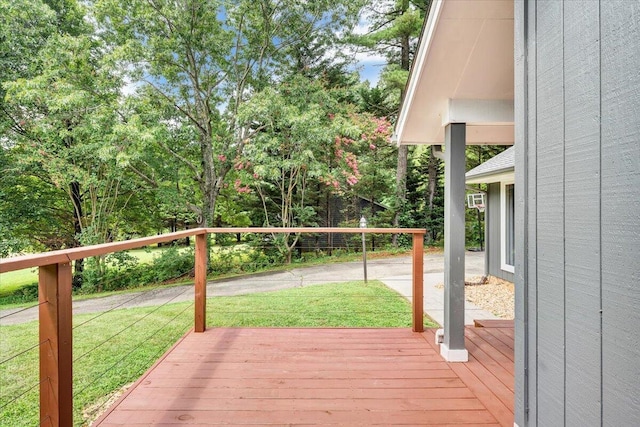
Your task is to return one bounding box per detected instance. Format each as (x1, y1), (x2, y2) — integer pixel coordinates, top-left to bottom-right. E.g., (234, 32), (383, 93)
(238, 76), (333, 262)
(236, 71), (385, 262)
(0, 147), (74, 255)
(95, 0), (363, 231)
(3, 29), (130, 285)
(350, 0), (428, 245)
(0, 0), (54, 138)
(404, 147), (444, 244)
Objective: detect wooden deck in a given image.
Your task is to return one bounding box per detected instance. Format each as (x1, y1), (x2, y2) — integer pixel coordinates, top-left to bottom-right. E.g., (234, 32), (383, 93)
(94, 324), (514, 426)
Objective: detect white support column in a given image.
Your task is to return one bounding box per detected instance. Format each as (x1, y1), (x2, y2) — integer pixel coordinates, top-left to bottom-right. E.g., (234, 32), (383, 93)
(442, 123), (469, 362)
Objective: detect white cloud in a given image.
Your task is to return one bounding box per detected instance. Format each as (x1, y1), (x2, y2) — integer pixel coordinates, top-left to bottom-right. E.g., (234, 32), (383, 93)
(353, 50), (386, 64)
(352, 20), (370, 36)
(121, 78), (141, 96)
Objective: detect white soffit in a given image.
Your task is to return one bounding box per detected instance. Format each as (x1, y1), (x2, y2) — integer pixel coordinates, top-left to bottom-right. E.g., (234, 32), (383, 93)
(395, 0), (515, 146)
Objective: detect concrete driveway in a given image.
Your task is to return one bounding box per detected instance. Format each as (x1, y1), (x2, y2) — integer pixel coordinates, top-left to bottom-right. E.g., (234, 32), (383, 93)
(0, 251), (492, 326)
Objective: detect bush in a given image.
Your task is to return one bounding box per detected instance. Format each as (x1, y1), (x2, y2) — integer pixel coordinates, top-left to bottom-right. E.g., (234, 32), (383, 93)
(0, 282), (39, 305)
(148, 246), (194, 283)
(77, 246), (195, 294)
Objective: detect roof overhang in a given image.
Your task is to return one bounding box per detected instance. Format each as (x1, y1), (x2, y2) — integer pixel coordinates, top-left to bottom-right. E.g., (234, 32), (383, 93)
(393, 0), (514, 146)
(466, 168), (514, 184)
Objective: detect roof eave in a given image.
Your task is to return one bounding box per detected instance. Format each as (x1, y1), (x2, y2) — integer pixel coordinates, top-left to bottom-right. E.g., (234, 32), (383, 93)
(465, 167), (515, 184)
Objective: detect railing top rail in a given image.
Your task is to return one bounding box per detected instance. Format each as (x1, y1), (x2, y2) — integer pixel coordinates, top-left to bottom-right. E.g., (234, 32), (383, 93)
(0, 229), (207, 273)
(204, 227), (426, 234)
(0, 227), (426, 273)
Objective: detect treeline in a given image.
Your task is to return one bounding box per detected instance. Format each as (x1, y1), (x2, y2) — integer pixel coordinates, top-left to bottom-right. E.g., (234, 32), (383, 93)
(0, 0), (503, 287)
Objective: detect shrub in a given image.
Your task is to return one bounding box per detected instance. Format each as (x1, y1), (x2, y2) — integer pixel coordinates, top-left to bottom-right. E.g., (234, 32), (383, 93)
(148, 246), (194, 283)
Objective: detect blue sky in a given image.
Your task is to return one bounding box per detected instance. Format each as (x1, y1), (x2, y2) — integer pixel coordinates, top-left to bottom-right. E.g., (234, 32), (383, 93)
(354, 57), (385, 87)
(348, 18), (388, 87)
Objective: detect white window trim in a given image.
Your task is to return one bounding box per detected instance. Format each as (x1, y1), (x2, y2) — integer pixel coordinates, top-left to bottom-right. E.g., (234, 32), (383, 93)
(500, 180), (515, 273)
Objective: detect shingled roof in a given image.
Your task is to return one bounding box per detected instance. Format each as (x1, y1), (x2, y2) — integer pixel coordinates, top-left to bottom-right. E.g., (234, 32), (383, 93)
(466, 146), (514, 182)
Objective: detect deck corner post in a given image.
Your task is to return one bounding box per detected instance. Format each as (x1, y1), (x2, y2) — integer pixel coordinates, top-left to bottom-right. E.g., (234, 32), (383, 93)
(39, 262), (73, 427)
(412, 232), (424, 332)
(194, 233), (208, 333)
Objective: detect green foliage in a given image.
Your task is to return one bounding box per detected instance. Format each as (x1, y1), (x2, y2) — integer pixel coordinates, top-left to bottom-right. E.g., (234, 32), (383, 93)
(78, 247), (195, 294)
(146, 247), (195, 283)
(0, 0), (439, 269)
(1, 2), (141, 262)
(93, 0), (365, 230)
(401, 146), (445, 244)
(1, 283), (39, 304)
(0, 0), (56, 115)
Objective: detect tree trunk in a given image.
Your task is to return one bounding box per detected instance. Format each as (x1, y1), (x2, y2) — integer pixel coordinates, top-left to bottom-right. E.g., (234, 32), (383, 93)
(392, 145), (408, 246)
(427, 148), (437, 210)
(426, 148), (440, 243)
(70, 180), (84, 289)
(392, 0), (411, 247)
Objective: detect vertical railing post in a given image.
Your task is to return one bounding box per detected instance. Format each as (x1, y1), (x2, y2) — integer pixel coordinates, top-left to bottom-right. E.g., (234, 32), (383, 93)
(39, 262), (73, 427)
(194, 233), (207, 332)
(412, 233), (424, 332)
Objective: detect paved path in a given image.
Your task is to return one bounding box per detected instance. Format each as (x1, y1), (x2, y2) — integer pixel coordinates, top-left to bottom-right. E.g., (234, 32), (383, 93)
(0, 251), (495, 326)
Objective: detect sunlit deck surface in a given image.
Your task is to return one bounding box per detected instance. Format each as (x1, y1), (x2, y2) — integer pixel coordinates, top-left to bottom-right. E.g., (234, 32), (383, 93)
(94, 324), (514, 426)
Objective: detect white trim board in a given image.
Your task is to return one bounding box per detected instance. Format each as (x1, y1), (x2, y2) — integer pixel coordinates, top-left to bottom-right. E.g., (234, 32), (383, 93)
(501, 180), (515, 274)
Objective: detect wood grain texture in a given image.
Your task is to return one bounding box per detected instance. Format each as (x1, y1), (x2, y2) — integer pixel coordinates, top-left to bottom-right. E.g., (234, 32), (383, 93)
(39, 263), (73, 427)
(194, 233), (207, 333)
(95, 327), (514, 426)
(522, 1), (640, 425)
(600, 1), (640, 425)
(412, 233), (424, 332)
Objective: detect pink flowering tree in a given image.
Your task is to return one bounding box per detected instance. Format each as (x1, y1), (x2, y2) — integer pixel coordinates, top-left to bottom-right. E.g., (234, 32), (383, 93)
(316, 113), (396, 251)
(237, 75), (389, 262)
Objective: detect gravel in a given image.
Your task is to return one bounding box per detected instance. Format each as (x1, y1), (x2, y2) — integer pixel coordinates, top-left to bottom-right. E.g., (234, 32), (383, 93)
(436, 275), (515, 319)
(465, 275), (514, 319)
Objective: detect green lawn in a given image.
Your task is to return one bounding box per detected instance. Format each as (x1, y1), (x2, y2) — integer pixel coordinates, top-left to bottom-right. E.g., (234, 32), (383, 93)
(0, 268), (38, 296)
(0, 244), (412, 302)
(0, 246), (188, 298)
(0, 280), (435, 426)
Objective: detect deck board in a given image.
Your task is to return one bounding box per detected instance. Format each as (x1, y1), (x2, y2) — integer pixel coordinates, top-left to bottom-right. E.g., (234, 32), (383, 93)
(94, 327), (513, 426)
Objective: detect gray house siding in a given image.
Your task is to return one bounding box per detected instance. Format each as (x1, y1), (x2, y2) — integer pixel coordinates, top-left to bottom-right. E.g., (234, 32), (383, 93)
(485, 183), (514, 282)
(601, 2), (640, 424)
(515, 1), (640, 426)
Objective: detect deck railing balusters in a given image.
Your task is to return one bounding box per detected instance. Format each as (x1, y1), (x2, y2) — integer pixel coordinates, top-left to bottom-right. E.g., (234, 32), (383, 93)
(0, 227), (426, 427)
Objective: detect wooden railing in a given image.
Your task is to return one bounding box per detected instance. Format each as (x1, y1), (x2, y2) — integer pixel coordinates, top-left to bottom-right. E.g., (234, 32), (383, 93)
(0, 227), (426, 427)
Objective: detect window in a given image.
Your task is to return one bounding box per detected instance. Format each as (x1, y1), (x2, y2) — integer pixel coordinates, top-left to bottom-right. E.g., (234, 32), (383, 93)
(501, 182), (515, 273)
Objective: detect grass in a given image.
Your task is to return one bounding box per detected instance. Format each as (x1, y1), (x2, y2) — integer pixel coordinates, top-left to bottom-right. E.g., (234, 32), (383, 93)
(0, 280), (435, 426)
(0, 246), (186, 298)
(0, 244), (420, 306)
(0, 269), (38, 297)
